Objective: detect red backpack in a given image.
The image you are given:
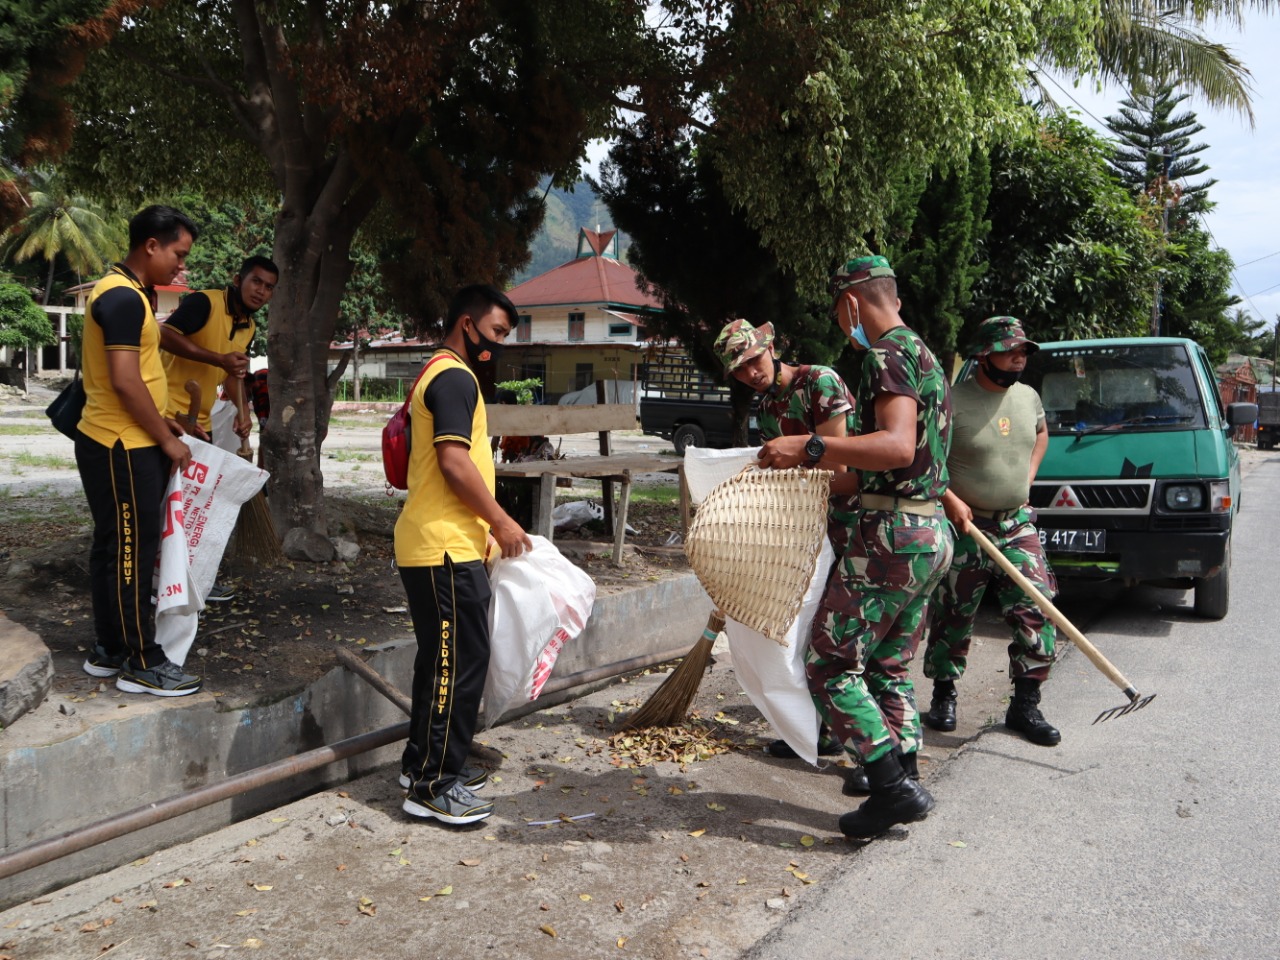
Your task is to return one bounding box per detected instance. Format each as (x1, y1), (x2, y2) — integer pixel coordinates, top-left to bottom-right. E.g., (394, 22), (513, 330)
(382, 353), (453, 492)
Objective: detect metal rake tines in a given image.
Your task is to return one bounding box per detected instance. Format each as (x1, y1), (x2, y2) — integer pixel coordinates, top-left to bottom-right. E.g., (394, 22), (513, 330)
(1093, 691), (1156, 724)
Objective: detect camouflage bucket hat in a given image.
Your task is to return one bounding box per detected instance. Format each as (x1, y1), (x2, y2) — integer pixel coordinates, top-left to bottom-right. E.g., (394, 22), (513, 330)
(714, 319), (775, 372)
(828, 254), (896, 297)
(972, 316), (1038, 357)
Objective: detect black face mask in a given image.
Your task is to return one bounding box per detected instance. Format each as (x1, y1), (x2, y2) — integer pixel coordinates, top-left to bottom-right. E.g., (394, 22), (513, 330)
(980, 356), (1022, 389)
(463, 323), (504, 369)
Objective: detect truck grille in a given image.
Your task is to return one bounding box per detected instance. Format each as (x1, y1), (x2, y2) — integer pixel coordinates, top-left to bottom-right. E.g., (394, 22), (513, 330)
(1031, 481), (1151, 511)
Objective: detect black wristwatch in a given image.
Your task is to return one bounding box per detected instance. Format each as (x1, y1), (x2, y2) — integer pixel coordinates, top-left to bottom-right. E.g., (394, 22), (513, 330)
(803, 433), (826, 467)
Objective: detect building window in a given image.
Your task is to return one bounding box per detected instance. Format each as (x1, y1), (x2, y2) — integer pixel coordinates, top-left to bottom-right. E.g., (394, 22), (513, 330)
(568, 312), (585, 341)
(516, 314), (531, 343)
(608, 322), (633, 337)
(575, 362), (594, 391)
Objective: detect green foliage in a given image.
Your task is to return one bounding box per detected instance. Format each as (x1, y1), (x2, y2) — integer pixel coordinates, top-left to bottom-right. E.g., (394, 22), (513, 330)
(496, 378), (543, 405)
(0, 0), (120, 227)
(883, 150), (992, 360)
(0, 283), (56, 348)
(1106, 83), (1216, 218)
(1158, 224), (1241, 363)
(966, 115), (1160, 344)
(595, 121), (835, 442)
(1, 169), (125, 302)
(688, 0), (1097, 290)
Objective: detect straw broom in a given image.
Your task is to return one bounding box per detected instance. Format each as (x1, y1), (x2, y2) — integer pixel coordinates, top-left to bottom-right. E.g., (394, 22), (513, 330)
(621, 608), (725, 729)
(230, 391), (282, 565)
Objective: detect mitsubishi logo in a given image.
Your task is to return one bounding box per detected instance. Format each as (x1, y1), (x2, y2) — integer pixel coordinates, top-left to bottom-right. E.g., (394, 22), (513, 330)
(1053, 486), (1080, 508)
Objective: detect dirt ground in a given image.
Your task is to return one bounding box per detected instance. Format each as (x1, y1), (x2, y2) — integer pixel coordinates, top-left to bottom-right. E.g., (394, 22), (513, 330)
(0, 380), (693, 708)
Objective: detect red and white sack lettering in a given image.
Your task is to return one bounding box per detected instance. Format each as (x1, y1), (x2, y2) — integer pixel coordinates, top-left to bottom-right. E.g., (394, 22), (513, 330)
(483, 536), (596, 727)
(153, 436), (269, 666)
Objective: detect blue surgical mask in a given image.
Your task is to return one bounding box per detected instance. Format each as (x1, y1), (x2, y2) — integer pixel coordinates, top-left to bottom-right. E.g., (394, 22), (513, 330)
(845, 297), (871, 350)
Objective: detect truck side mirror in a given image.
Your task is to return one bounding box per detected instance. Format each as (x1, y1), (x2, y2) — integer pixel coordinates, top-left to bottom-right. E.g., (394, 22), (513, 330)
(1226, 402), (1258, 428)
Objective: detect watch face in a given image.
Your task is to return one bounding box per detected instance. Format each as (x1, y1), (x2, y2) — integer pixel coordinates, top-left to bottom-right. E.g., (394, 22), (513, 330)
(805, 435), (824, 459)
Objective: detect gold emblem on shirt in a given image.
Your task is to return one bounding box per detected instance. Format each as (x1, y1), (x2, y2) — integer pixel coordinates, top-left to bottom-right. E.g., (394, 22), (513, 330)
(998, 416), (1011, 436)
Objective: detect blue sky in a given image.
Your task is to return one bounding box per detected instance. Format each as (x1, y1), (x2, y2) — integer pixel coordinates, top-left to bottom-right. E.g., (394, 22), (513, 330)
(1042, 12), (1280, 333)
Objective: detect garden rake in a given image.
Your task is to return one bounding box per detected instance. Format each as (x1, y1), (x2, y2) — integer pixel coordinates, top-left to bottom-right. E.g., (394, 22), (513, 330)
(968, 526), (1155, 724)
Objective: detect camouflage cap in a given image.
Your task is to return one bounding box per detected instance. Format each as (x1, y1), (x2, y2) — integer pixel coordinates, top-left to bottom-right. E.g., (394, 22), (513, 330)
(972, 316), (1038, 357)
(829, 254), (896, 297)
(714, 318), (775, 372)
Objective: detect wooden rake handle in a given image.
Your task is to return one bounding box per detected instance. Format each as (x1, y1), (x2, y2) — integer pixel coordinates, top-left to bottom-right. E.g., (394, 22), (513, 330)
(234, 389), (253, 459)
(967, 525), (1142, 702)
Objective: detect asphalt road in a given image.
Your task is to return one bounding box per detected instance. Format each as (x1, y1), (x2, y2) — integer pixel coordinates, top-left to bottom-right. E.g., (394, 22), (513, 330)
(745, 450), (1280, 960)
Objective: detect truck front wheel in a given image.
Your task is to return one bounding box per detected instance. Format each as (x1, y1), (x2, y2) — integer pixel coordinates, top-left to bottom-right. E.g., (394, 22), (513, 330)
(672, 423), (706, 455)
(1193, 540), (1231, 620)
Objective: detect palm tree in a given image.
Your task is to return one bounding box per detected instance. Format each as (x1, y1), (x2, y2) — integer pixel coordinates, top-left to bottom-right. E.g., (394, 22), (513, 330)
(1040, 0), (1276, 124)
(1, 169), (125, 304)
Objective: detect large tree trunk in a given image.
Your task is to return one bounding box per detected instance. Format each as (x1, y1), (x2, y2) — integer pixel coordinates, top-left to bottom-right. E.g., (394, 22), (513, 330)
(262, 210), (359, 538)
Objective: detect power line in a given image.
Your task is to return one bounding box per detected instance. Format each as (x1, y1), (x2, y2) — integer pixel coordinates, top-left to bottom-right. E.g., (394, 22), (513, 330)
(1236, 249), (1280, 268)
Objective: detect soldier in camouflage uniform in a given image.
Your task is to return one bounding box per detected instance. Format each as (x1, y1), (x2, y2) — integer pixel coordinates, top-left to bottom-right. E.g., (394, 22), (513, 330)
(758, 255), (953, 838)
(922, 317), (1061, 746)
(714, 318), (865, 783)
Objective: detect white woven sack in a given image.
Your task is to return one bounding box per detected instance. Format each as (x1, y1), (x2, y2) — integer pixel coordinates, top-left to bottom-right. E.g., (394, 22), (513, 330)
(682, 446), (760, 504)
(685, 466), (831, 644)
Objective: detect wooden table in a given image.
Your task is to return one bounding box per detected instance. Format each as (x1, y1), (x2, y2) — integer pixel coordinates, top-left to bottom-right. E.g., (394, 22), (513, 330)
(494, 453), (683, 564)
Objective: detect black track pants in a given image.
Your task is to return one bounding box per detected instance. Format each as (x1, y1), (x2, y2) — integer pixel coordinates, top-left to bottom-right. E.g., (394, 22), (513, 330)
(399, 556), (492, 798)
(74, 432), (171, 671)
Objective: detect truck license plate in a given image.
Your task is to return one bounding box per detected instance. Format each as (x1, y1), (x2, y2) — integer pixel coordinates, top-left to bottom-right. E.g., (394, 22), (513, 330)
(1038, 528), (1106, 553)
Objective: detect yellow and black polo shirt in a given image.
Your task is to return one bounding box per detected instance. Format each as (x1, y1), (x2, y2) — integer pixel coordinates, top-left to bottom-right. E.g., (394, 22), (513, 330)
(162, 288), (257, 430)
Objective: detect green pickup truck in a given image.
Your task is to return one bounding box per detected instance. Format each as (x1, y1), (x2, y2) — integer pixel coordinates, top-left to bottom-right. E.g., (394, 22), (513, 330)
(1018, 337), (1256, 620)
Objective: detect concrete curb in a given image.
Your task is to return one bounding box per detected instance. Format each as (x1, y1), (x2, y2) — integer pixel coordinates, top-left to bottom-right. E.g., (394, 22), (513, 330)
(0, 613), (53, 730)
(0, 573), (711, 907)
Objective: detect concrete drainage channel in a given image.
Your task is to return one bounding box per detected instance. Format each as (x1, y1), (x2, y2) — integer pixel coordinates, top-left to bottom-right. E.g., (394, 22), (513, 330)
(0, 574), (712, 907)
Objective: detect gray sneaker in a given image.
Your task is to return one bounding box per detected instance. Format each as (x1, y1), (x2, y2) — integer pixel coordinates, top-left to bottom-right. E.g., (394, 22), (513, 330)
(82, 643), (127, 678)
(403, 781), (494, 825)
(399, 766), (488, 791)
(116, 660), (203, 697)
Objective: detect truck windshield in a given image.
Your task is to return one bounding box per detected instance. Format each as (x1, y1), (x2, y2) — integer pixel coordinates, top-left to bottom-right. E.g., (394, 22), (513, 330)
(1022, 343), (1208, 436)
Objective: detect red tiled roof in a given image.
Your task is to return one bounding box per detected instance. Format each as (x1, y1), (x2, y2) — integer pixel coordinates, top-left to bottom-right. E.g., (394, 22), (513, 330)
(507, 228), (662, 310)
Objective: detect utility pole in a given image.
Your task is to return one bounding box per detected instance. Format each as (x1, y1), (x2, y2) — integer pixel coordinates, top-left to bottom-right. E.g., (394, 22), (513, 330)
(1151, 147), (1175, 339)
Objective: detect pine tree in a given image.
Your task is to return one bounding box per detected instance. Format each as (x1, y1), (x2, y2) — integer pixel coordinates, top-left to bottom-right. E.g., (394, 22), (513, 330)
(1105, 83), (1217, 220)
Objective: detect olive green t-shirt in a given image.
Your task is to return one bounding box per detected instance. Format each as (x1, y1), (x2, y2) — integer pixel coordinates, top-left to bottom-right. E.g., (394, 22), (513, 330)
(946, 377), (1044, 511)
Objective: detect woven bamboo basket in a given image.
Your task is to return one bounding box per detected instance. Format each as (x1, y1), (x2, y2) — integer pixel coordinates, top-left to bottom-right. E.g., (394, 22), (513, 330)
(684, 466), (832, 645)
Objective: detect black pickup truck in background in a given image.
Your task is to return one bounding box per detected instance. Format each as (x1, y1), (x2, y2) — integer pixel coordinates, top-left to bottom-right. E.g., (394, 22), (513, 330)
(639, 348), (758, 454)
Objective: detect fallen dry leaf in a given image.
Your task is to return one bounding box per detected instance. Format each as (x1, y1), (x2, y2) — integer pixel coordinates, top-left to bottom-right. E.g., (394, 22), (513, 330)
(617, 937), (628, 948)
(436, 885), (453, 896)
(251, 884), (273, 892)
(458, 859), (480, 867)
(539, 924), (557, 938)
(578, 894), (592, 902)
(242, 939), (263, 949)
(357, 897), (376, 917)
(799, 835), (816, 848)
(688, 829), (706, 838)
(949, 840), (967, 848)
(163, 878), (190, 889)
(614, 900), (625, 912)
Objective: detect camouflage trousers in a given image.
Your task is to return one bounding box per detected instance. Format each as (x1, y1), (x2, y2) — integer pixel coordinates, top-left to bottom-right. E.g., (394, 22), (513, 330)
(806, 509), (954, 765)
(923, 508), (1057, 685)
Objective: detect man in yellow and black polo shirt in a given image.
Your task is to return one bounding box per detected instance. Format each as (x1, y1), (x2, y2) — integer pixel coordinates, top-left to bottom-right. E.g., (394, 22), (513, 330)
(395, 284), (531, 826)
(160, 254), (278, 603)
(161, 254), (278, 439)
(77, 205), (204, 697)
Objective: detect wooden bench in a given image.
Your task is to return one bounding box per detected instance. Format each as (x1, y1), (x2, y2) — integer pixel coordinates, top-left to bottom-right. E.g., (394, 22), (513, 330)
(485, 401), (682, 565)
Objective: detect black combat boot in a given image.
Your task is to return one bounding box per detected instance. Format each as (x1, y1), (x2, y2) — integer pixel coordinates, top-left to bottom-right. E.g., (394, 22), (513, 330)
(899, 750), (920, 781)
(923, 680), (957, 732)
(1005, 678), (1061, 746)
(838, 753), (935, 838)
(841, 765), (870, 796)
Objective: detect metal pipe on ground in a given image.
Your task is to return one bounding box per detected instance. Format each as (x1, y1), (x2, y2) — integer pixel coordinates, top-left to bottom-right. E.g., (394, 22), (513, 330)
(336, 643), (699, 717)
(0, 721), (408, 883)
(0, 644), (701, 882)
